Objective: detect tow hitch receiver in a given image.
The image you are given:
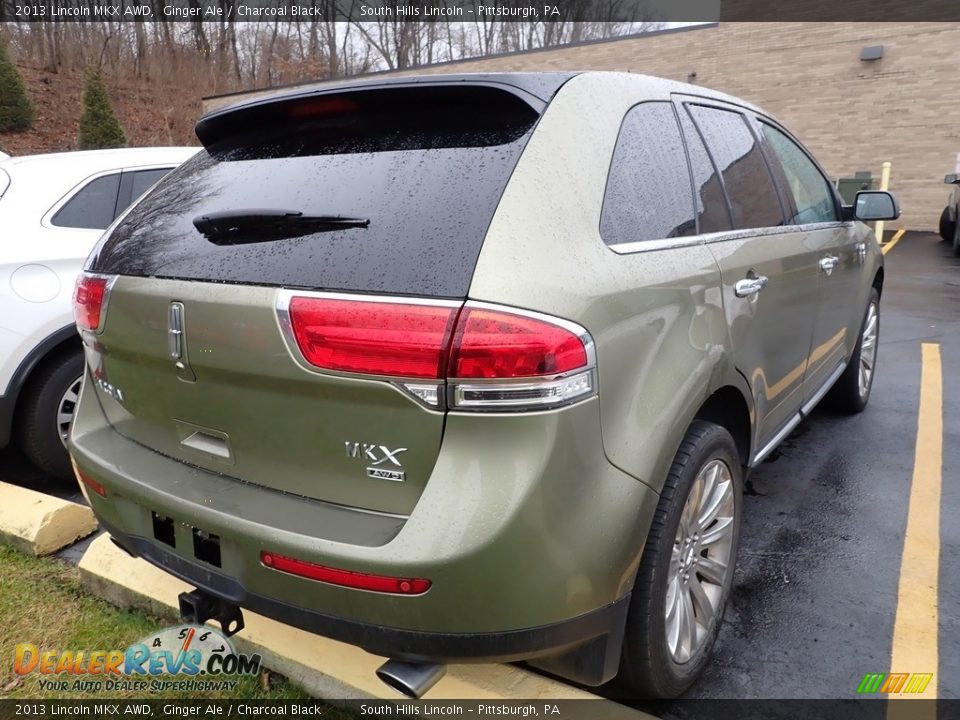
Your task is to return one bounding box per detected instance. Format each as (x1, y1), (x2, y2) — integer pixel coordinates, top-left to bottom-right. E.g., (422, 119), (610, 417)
(178, 589), (245, 637)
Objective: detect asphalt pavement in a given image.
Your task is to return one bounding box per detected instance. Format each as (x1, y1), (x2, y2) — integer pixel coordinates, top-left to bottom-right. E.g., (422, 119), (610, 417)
(0, 231), (955, 701)
(682, 230), (958, 700)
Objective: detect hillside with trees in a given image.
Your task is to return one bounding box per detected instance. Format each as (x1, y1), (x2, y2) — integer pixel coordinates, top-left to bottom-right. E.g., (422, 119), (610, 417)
(0, 17), (659, 155)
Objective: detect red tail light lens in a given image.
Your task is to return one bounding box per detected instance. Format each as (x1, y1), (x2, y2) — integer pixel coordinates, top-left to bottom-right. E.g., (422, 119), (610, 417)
(73, 275), (110, 331)
(280, 294), (597, 410)
(449, 307), (588, 379)
(287, 298), (458, 379)
(261, 551), (430, 595)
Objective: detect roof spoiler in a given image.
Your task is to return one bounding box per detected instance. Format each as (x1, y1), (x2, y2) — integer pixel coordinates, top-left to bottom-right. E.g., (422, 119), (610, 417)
(194, 77), (559, 150)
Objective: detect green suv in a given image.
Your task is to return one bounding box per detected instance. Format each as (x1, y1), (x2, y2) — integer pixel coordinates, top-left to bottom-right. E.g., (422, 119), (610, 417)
(69, 72), (899, 698)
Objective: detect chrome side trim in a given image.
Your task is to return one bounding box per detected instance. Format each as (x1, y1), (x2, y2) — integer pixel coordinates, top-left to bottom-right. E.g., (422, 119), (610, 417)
(800, 362), (846, 417)
(750, 412), (802, 468)
(750, 360), (848, 468)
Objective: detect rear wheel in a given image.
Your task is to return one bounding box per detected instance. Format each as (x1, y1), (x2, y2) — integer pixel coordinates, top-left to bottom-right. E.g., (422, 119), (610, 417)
(826, 289), (879, 414)
(939, 207), (955, 242)
(619, 420), (742, 698)
(16, 350), (84, 482)
(954, 220), (960, 257)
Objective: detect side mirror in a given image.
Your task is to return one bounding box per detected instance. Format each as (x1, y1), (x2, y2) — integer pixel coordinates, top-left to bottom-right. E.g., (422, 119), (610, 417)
(945, 174), (959, 184)
(854, 190), (900, 221)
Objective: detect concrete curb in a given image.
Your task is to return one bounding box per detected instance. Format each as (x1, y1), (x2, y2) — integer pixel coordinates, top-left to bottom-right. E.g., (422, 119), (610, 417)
(78, 534), (648, 714)
(0, 480), (97, 556)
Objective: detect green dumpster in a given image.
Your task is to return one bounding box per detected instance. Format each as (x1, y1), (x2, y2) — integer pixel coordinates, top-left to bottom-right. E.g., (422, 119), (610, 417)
(836, 171), (878, 205)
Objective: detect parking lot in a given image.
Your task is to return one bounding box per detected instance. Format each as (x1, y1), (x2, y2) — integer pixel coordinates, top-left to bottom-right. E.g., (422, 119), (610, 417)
(0, 230), (955, 702)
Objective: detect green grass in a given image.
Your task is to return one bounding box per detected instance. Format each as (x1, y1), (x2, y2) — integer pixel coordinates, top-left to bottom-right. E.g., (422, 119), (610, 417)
(0, 544), (313, 701)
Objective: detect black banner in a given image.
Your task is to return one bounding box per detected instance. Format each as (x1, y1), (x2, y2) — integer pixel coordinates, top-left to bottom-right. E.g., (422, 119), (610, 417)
(0, 700), (959, 720)
(1, 0), (959, 23)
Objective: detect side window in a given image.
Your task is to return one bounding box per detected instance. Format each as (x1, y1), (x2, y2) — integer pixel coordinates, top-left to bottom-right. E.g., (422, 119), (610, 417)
(760, 123), (839, 224)
(50, 173), (121, 230)
(116, 168), (172, 217)
(687, 105), (785, 231)
(600, 102), (696, 246)
(676, 108), (732, 234)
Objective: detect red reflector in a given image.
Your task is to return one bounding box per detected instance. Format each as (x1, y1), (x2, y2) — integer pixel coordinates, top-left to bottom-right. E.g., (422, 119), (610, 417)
(261, 552), (430, 595)
(73, 275), (109, 331)
(449, 308), (588, 379)
(287, 298), (457, 379)
(75, 467), (107, 498)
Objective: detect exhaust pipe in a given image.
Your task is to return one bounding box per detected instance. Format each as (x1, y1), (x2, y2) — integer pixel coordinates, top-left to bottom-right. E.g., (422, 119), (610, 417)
(376, 659), (447, 699)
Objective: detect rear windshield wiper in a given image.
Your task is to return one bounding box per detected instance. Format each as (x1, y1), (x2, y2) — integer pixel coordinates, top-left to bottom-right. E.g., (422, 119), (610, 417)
(193, 209), (369, 245)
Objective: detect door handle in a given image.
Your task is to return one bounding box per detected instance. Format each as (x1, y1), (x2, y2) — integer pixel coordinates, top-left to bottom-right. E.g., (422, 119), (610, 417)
(819, 256), (839, 275)
(734, 275), (769, 298)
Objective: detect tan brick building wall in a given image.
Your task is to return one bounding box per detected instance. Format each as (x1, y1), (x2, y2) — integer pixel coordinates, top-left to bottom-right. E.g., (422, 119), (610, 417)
(208, 23), (960, 229)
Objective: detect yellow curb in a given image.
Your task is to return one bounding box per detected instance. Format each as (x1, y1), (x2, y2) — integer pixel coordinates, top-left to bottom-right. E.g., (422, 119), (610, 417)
(0, 480), (97, 556)
(78, 534), (651, 715)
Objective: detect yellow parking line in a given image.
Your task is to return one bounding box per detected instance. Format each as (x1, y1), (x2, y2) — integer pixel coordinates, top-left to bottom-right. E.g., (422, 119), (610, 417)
(882, 228), (906, 255)
(887, 343), (942, 717)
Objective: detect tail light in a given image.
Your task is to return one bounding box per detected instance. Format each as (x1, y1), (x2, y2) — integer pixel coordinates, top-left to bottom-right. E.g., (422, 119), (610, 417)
(73, 274), (114, 332)
(279, 292), (596, 412)
(261, 551), (430, 595)
(286, 297), (457, 379)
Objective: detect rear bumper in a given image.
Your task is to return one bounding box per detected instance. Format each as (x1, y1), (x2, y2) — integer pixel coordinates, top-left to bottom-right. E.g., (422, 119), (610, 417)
(100, 514), (630, 665)
(70, 365), (658, 678)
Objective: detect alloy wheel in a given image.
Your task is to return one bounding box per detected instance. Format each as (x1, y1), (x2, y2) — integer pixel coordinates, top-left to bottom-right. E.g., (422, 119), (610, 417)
(665, 459), (736, 664)
(858, 302), (878, 400)
(57, 376), (83, 450)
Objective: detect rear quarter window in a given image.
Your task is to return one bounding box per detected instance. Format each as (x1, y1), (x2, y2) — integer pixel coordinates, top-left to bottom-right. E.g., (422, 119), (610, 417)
(600, 102), (697, 246)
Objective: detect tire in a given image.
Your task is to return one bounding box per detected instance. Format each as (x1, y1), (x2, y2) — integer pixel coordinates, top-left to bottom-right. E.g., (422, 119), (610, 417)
(954, 219), (960, 257)
(826, 288), (879, 414)
(15, 350), (84, 482)
(939, 207), (955, 242)
(619, 420), (742, 698)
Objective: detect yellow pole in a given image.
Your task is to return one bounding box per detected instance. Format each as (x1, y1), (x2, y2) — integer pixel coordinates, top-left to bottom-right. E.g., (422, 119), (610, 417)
(876, 161), (892, 242)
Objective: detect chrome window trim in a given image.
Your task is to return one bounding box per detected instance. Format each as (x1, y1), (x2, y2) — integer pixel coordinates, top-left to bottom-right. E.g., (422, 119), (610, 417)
(609, 235), (704, 255)
(609, 220), (852, 256)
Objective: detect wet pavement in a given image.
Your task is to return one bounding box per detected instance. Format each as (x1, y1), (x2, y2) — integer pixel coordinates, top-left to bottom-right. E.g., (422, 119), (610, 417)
(0, 231), (955, 701)
(685, 231), (958, 700)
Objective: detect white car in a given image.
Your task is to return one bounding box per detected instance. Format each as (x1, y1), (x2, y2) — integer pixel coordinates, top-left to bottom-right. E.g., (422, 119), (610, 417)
(0, 147), (197, 480)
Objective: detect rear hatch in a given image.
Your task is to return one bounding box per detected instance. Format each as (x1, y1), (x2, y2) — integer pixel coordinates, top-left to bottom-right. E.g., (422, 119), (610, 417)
(81, 80), (554, 516)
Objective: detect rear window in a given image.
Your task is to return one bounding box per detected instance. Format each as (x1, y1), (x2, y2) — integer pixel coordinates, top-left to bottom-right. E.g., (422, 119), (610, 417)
(87, 85), (543, 298)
